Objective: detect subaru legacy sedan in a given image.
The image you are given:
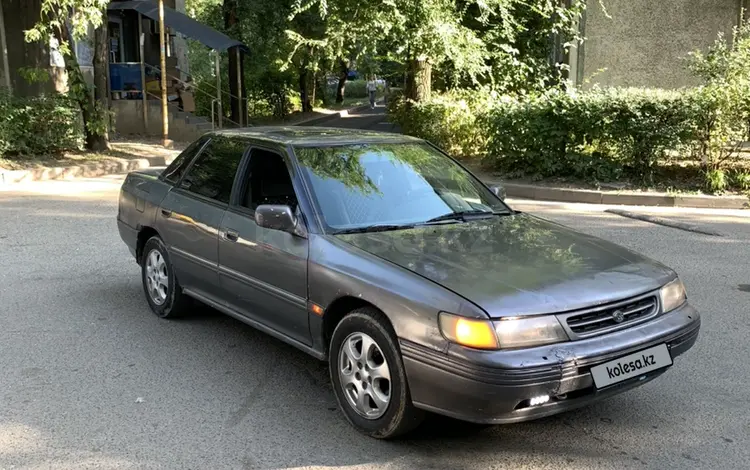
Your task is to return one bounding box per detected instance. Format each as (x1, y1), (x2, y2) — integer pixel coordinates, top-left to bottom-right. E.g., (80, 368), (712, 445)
(117, 127), (700, 439)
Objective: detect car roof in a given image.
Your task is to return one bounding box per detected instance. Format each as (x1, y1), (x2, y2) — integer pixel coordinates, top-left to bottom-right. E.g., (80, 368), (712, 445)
(208, 126), (424, 147)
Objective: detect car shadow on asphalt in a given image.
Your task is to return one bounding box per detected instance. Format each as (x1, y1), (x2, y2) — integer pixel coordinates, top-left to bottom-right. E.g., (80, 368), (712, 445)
(167, 301), (665, 467)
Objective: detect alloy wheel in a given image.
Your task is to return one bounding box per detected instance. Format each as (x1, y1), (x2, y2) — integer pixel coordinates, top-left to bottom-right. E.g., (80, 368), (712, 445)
(145, 249), (169, 305)
(338, 332), (392, 419)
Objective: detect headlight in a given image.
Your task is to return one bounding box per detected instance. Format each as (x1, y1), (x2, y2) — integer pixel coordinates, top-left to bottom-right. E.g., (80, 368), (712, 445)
(494, 316), (568, 349)
(660, 278), (687, 313)
(439, 313), (499, 350)
(439, 313), (568, 350)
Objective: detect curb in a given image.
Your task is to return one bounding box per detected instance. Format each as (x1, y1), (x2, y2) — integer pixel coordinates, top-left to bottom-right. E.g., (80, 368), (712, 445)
(495, 182), (749, 210)
(295, 103), (378, 127)
(0, 158), (151, 185)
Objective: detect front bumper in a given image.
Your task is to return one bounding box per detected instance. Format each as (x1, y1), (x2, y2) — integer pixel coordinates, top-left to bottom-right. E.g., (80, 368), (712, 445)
(401, 302), (700, 424)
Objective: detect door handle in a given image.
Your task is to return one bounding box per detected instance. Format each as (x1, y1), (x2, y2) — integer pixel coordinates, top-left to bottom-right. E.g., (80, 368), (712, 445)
(161, 209), (172, 218)
(224, 229), (239, 242)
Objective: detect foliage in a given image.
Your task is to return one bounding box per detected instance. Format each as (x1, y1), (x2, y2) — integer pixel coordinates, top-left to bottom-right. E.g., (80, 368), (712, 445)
(25, 0), (110, 150)
(326, 79), (380, 99)
(0, 91), (83, 156)
(388, 90), (491, 159)
(704, 169), (728, 193)
(390, 86), (750, 192)
(686, 19), (750, 174)
(284, 0), (587, 102)
(733, 170), (750, 191)
(187, 0), (304, 119)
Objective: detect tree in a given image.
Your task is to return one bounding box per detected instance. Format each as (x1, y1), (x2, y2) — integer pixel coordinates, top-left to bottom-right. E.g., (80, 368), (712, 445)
(25, 0), (111, 150)
(223, 0), (247, 126)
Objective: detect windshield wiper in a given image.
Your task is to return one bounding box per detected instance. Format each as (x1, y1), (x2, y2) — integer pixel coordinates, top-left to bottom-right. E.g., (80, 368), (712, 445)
(422, 209), (498, 224)
(334, 223), (416, 235)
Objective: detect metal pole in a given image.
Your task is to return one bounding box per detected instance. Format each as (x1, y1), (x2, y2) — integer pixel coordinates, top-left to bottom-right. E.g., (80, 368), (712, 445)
(236, 47), (242, 127)
(158, 0), (170, 147)
(138, 13), (148, 131)
(0, 0), (11, 89)
(215, 50), (222, 128)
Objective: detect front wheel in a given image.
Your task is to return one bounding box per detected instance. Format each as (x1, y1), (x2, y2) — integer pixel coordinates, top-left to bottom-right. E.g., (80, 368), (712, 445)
(329, 307), (424, 439)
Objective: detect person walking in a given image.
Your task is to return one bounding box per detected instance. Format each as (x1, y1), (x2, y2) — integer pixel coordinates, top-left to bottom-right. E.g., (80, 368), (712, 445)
(366, 76), (377, 109)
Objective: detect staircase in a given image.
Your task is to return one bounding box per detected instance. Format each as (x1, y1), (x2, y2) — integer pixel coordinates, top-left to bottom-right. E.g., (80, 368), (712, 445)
(111, 100), (216, 143)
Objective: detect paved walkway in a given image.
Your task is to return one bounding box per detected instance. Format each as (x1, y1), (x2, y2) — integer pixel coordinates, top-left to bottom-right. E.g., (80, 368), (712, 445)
(309, 103), (400, 133)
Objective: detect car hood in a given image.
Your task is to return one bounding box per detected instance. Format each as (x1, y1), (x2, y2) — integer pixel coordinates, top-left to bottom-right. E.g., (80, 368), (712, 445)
(334, 213), (675, 317)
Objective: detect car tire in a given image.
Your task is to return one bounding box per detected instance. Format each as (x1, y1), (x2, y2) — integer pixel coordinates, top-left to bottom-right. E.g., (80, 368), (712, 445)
(141, 236), (190, 319)
(329, 307), (425, 439)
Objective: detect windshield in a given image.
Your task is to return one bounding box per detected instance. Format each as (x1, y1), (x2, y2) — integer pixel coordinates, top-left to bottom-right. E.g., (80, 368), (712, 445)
(294, 142), (510, 232)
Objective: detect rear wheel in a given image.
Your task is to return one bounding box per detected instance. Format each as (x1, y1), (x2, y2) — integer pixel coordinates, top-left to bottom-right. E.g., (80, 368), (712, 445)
(329, 307), (424, 439)
(141, 236), (190, 319)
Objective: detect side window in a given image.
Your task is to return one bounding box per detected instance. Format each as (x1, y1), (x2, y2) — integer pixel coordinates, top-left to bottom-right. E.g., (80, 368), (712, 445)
(239, 149), (298, 212)
(180, 136), (247, 204)
(161, 137), (207, 184)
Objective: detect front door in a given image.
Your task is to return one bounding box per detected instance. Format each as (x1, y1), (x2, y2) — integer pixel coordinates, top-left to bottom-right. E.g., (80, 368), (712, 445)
(218, 147), (310, 344)
(156, 135), (248, 299)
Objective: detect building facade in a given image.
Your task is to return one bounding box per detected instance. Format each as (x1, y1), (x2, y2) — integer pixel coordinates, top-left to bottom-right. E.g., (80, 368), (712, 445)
(570, 0), (749, 89)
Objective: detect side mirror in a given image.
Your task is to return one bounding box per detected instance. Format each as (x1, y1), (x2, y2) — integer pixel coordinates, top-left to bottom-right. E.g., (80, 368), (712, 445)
(255, 204), (306, 237)
(490, 184), (506, 201)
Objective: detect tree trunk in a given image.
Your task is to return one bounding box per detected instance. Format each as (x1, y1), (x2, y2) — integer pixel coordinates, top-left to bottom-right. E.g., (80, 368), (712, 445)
(90, 19), (109, 151)
(336, 60), (348, 104)
(310, 70), (316, 107)
(55, 20), (101, 151)
(3, 0), (54, 96)
(299, 68), (312, 113)
(224, 0), (246, 126)
(405, 58), (431, 102)
(316, 73), (328, 107)
(227, 47), (246, 125)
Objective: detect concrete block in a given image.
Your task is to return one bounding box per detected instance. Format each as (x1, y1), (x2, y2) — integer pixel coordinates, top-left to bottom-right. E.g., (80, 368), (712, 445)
(601, 193), (675, 206)
(501, 183), (537, 200)
(675, 195), (749, 209)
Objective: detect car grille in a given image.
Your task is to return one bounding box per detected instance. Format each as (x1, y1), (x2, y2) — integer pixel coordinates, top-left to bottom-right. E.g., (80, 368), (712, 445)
(563, 295), (659, 337)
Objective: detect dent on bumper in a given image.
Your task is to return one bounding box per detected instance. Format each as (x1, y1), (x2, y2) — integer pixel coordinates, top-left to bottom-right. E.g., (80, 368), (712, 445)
(401, 302), (700, 424)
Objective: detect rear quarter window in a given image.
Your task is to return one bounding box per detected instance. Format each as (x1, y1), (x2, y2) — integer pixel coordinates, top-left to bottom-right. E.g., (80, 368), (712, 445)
(161, 137), (209, 184)
(178, 136), (247, 204)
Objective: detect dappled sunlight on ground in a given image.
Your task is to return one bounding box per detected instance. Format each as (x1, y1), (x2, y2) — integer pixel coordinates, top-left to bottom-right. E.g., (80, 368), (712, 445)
(110, 141), (184, 158)
(0, 174), (129, 200)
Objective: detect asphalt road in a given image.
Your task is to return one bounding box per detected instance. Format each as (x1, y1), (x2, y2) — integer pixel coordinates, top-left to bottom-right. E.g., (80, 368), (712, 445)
(312, 103), (399, 133)
(2, 172), (749, 470)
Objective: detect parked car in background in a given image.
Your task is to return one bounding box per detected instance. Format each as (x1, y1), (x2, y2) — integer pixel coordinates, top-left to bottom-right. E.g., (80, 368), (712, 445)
(117, 127), (701, 439)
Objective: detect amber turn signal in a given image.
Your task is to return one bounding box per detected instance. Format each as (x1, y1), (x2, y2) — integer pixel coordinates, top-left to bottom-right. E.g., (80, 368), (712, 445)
(439, 313), (499, 350)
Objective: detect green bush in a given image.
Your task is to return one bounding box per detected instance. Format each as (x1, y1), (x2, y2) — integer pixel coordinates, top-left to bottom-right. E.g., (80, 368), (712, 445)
(389, 90), (490, 159)
(328, 79), (383, 99)
(732, 170), (750, 191)
(389, 86), (750, 190)
(484, 88), (701, 181)
(0, 92), (83, 156)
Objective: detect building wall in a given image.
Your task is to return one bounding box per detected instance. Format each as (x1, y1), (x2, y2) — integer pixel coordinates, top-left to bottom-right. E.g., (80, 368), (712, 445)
(580, 0), (741, 89)
(1, 0), (56, 96)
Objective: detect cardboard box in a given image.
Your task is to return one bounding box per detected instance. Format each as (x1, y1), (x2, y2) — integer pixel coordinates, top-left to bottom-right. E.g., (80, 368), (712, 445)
(181, 92), (195, 113)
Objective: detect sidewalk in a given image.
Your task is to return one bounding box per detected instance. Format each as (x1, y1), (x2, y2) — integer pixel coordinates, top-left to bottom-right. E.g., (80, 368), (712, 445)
(462, 162), (749, 210)
(0, 102), (376, 186)
(494, 181), (748, 209)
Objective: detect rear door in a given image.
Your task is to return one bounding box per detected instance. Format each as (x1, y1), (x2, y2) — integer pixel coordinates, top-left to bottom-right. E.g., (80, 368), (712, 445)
(218, 146), (311, 344)
(156, 135), (249, 299)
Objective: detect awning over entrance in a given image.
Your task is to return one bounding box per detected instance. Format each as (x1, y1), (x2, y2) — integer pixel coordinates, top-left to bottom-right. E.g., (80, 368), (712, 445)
(108, 0), (246, 52)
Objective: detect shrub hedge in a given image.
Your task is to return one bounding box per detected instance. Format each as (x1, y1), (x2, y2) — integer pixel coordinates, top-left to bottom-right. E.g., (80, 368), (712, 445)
(0, 92), (83, 156)
(389, 87), (749, 191)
